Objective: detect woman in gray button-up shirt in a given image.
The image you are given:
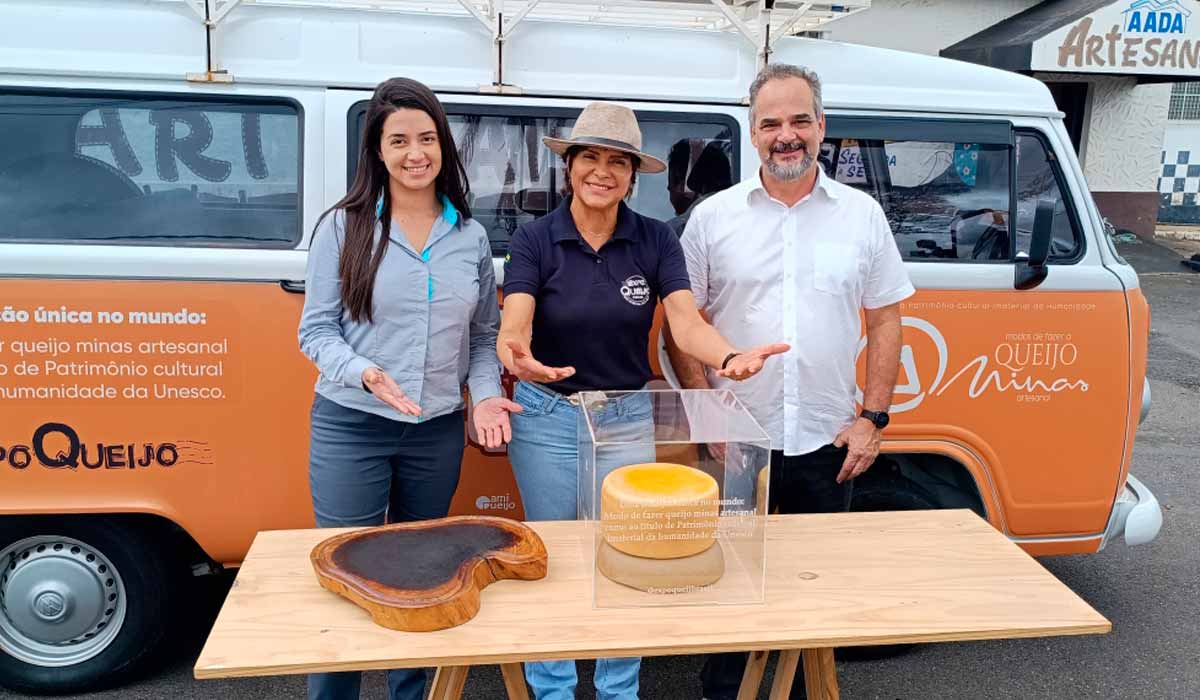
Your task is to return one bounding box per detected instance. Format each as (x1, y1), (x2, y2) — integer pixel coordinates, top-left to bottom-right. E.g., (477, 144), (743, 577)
(297, 78), (520, 700)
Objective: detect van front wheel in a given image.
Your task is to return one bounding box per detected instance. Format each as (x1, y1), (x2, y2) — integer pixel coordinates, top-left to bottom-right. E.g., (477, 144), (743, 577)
(0, 517), (171, 694)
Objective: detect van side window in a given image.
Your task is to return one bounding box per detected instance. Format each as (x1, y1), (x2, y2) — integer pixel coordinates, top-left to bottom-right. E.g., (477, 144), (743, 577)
(0, 90), (301, 247)
(448, 113), (574, 256)
(453, 113), (736, 254)
(820, 138), (1012, 262)
(348, 103), (738, 256)
(1014, 132), (1083, 261)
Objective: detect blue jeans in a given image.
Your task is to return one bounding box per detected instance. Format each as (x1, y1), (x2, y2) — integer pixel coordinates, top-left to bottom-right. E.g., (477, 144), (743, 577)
(507, 381), (655, 700)
(307, 394), (465, 700)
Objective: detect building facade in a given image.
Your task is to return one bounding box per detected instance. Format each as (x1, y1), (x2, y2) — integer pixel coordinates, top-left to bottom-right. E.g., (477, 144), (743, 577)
(823, 0), (1199, 237)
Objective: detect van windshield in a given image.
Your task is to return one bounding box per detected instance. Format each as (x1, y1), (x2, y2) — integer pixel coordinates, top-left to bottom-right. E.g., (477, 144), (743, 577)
(820, 138), (1012, 262)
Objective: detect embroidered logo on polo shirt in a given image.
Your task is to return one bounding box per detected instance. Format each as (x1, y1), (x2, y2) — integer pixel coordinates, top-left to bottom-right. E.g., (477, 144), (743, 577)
(620, 275), (650, 306)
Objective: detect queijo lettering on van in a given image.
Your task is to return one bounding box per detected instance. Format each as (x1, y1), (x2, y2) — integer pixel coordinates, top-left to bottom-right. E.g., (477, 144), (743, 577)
(937, 348), (1090, 400)
(0, 422), (203, 470)
(857, 316), (1090, 412)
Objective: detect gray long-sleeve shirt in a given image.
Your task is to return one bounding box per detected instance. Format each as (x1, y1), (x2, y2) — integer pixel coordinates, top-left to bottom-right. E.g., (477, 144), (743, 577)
(298, 201), (503, 423)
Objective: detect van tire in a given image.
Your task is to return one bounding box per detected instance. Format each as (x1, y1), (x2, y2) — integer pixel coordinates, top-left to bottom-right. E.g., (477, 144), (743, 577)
(0, 517), (172, 695)
(836, 463), (939, 663)
(851, 471), (939, 513)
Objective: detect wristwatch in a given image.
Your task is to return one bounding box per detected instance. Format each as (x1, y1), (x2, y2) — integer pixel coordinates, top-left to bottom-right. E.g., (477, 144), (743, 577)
(860, 408), (890, 429)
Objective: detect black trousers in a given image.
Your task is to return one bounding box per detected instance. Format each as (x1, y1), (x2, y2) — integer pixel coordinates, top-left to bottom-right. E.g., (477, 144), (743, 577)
(699, 444), (854, 700)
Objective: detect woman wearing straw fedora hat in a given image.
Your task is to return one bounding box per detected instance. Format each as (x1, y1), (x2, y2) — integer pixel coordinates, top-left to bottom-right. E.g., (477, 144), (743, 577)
(497, 102), (788, 700)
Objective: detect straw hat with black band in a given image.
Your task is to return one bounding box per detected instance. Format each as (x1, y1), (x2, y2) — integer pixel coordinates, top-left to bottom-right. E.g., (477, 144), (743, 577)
(542, 102), (667, 174)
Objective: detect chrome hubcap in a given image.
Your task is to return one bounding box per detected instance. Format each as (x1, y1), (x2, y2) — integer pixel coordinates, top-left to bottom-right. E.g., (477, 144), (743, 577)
(0, 536), (127, 667)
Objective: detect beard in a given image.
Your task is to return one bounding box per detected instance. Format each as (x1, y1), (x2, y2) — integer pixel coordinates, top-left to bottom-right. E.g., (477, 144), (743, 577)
(763, 140), (815, 181)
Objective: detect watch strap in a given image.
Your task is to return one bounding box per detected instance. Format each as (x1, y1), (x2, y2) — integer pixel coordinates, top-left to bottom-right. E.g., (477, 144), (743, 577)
(860, 409), (888, 428)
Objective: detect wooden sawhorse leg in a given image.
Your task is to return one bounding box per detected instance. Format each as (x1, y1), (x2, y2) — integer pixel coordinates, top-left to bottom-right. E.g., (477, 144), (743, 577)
(429, 664), (531, 700)
(738, 648), (840, 700)
(428, 666), (469, 700)
(500, 663), (531, 700)
(737, 650), (770, 700)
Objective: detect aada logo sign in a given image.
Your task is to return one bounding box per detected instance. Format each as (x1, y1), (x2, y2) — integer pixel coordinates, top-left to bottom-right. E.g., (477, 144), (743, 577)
(1123, 0), (1192, 34)
(1049, 0), (1200, 72)
(856, 317), (1090, 413)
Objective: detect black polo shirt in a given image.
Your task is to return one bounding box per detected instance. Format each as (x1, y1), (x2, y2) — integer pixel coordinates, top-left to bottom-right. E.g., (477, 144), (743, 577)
(503, 198), (692, 394)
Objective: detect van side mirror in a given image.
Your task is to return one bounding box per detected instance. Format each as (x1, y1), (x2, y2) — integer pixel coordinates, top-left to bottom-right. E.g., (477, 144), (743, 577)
(1015, 198), (1053, 290)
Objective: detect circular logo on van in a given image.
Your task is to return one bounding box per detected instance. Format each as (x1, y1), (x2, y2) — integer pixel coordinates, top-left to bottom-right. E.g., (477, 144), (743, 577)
(620, 275), (650, 306)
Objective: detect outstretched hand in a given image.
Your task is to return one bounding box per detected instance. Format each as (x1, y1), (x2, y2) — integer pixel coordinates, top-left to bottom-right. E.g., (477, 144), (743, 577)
(362, 367), (422, 416)
(716, 343), (790, 381)
(473, 396), (523, 449)
(505, 340), (576, 384)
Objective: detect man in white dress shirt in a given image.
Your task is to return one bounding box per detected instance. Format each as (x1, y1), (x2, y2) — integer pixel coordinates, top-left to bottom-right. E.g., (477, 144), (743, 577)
(665, 63), (915, 700)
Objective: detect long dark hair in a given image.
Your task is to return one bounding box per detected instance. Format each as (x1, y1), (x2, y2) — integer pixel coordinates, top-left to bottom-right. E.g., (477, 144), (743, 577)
(317, 77), (472, 323)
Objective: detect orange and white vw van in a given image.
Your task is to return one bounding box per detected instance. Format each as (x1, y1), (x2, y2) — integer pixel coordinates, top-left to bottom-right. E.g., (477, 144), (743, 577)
(0, 0), (1160, 693)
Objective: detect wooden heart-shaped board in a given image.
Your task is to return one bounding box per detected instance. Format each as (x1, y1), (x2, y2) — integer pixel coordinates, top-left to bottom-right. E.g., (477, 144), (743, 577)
(310, 515), (547, 632)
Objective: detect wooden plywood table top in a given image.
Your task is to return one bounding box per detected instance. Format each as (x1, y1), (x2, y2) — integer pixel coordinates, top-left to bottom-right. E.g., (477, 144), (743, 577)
(194, 509), (1109, 680)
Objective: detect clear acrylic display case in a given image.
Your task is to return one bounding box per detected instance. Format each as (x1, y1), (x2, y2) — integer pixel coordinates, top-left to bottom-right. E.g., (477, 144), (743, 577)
(578, 389), (771, 608)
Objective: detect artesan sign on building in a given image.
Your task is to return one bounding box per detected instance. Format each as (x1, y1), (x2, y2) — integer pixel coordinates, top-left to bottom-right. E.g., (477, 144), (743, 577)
(1033, 0), (1200, 75)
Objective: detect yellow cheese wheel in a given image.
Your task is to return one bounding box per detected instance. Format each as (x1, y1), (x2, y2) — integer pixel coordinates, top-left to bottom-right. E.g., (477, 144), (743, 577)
(597, 539), (725, 593)
(600, 463), (719, 560)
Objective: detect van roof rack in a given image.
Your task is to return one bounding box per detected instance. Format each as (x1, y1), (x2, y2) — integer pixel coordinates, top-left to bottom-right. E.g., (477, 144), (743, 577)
(180, 0), (870, 85)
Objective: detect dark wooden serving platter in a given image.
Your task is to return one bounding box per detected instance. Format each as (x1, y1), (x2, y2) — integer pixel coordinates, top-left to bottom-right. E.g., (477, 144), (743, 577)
(310, 515), (547, 632)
